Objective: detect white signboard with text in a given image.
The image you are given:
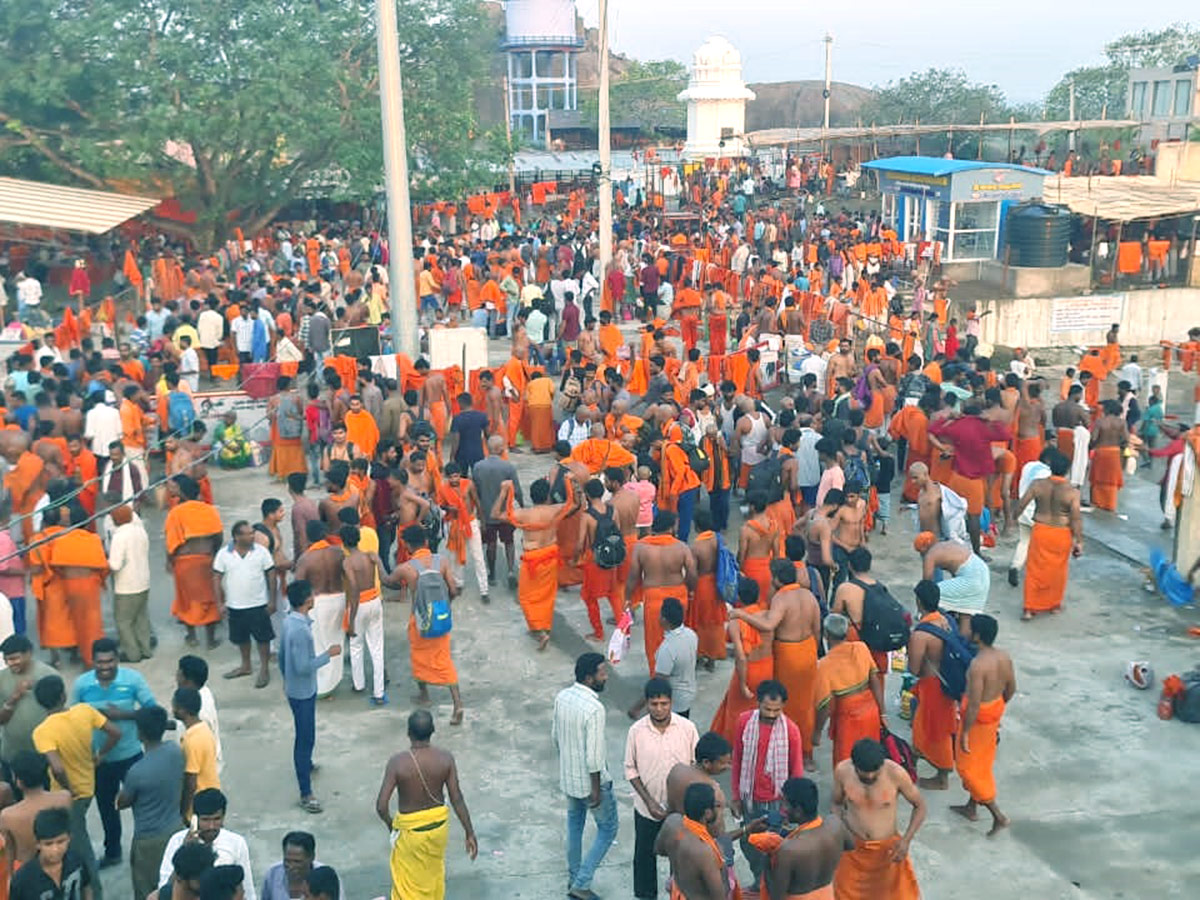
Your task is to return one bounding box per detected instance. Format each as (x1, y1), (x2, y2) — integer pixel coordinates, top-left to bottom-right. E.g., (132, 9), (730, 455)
(1048, 294), (1125, 334)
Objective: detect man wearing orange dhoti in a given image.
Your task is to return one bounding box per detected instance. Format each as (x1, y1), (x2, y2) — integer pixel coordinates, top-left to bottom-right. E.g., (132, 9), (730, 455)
(831, 738), (924, 900)
(731, 559), (821, 770)
(709, 577), (774, 747)
(906, 579), (959, 790)
(685, 510), (727, 664)
(1078, 348), (1107, 409)
(28, 507), (72, 666)
(501, 347), (531, 448)
(950, 613), (1014, 836)
(492, 477), (569, 651)
(385, 525), (465, 725)
(525, 372), (556, 452)
(551, 449), (588, 587)
(164, 475), (224, 647)
(3, 439), (46, 542)
(739, 494), (778, 613)
(1015, 450), (1081, 620)
(748, 777), (848, 900)
(48, 505), (109, 667)
(598, 311), (624, 367)
(813, 614), (885, 768)
(626, 512), (697, 673)
(343, 396), (380, 461)
(1088, 400), (1127, 511)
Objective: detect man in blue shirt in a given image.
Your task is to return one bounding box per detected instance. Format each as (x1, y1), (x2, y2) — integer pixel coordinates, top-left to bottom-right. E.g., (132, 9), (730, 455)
(279, 580), (341, 813)
(144, 297), (169, 341)
(71, 637), (157, 867)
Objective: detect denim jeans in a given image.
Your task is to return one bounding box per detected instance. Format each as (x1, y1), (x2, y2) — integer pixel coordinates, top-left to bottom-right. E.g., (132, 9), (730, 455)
(96, 752), (142, 858)
(307, 440), (326, 487)
(676, 487), (699, 541)
(289, 694), (317, 797)
(739, 798), (782, 885)
(566, 782), (618, 892)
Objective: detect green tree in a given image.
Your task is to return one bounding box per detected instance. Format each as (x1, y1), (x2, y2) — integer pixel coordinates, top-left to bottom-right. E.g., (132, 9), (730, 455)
(1043, 65), (1127, 120)
(864, 68), (1010, 126)
(579, 59), (687, 135)
(0, 0), (506, 249)
(1104, 23), (1200, 69)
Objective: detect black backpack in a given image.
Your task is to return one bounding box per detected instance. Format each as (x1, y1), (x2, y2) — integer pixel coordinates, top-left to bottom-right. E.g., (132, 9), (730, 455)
(678, 437), (710, 476)
(914, 621), (977, 700)
(746, 454), (783, 502)
(588, 505), (626, 569)
(849, 577), (910, 651)
(1175, 668), (1200, 723)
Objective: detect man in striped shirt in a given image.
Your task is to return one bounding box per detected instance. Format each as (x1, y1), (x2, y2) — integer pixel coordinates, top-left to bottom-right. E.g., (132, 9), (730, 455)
(552, 653), (617, 900)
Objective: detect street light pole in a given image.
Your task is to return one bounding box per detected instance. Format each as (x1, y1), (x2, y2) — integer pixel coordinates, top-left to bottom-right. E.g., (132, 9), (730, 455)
(597, 0), (613, 284)
(377, 0), (418, 357)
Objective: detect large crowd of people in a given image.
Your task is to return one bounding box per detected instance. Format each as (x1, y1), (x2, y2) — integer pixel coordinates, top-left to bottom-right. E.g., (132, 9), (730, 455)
(0, 153), (1172, 900)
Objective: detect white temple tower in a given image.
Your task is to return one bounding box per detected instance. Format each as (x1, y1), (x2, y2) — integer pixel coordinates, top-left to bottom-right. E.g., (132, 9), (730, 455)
(503, 0), (583, 145)
(677, 36), (756, 159)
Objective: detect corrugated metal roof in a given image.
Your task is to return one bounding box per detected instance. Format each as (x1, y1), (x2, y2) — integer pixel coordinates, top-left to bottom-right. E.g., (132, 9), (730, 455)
(862, 156), (1049, 177)
(0, 177), (159, 234)
(1040, 174), (1200, 222)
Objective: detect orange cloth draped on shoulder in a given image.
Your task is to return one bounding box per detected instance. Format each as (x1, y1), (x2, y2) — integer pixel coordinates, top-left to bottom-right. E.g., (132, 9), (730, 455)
(658, 443), (700, 512)
(435, 481), (472, 565)
(343, 409), (380, 460)
(48, 529), (108, 667)
(888, 405), (929, 502)
(166, 500), (223, 626)
(911, 674), (957, 771)
(1100, 342), (1120, 373)
(815, 640), (880, 765)
(774, 632), (818, 751)
(1089, 445), (1122, 510)
(502, 355), (530, 447)
(517, 543), (558, 632)
(1056, 427), (1075, 462)
(741, 553), (773, 614)
(642, 581), (689, 674)
(5, 451), (45, 542)
(347, 472), (376, 528)
(556, 482), (584, 588)
(956, 696), (1006, 804)
(30, 526), (72, 651)
(72, 450), (99, 515)
(571, 438), (636, 475)
(833, 835), (920, 900)
(668, 818), (725, 900)
(765, 499), (795, 556)
(708, 605), (773, 745)
(1024, 519), (1072, 615)
(726, 352), (752, 395)
(407, 551), (457, 684)
(599, 324), (624, 364)
(324, 356), (360, 396)
(862, 388), (885, 430)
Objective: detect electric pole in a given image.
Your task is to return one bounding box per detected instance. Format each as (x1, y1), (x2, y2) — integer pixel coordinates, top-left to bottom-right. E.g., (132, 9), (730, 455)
(823, 33), (833, 132)
(377, 0), (418, 357)
(1068, 78), (1077, 153)
(597, 0), (613, 284)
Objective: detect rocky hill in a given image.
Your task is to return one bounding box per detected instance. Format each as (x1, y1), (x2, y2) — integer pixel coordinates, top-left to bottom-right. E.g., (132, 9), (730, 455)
(745, 80), (875, 131)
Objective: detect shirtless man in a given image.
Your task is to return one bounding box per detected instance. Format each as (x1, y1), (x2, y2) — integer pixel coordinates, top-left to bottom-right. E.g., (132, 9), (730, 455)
(31, 421), (67, 479)
(801, 491), (839, 591)
(830, 484), (867, 586)
(730, 560), (822, 770)
(1014, 450), (1082, 619)
(626, 511), (697, 670)
(831, 548), (889, 667)
(832, 739), (925, 897)
(909, 462), (945, 537)
(950, 614), (1016, 835)
(577, 317), (601, 364)
(825, 339), (857, 396)
(293, 521), (345, 599)
(417, 360), (452, 442)
(906, 580), (956, 790)
(653, 784), (727, 900)
(406, 450), (436, 498)
(375, 710), (477, 898)
(738, 492), (778, 599)
(762, 778), (852, 900)
(492, 478), (569, 650)
(919, 538), (989, 635)
(574, 479), (619, 641)
(1089, 399), (1128, 510)
(1051, 385), (1090, 463)
(319, 466), (359, 534)
(255, 498), (293, 637)
(477, 371), (507, 439)
(390, 468), (432, 538)
(339, 524), (387, 672)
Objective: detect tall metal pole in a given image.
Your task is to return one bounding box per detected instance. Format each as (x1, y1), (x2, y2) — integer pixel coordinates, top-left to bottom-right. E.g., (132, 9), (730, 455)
(1068, 78), (1077, 153)
(822, 33), (833, 160)
(597, 0), (613, 283)
(377, 0), (418, 357)
(502, 75), (516, 194)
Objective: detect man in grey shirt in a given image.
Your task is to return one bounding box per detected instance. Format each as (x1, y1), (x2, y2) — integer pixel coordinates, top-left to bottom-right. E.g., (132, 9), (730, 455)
(633, 355), (671, 414)
(307, 308), (331, 366)
(652, 597), (698, 718)
(119, 706), (184, 900)
(472, 435), (524, 588)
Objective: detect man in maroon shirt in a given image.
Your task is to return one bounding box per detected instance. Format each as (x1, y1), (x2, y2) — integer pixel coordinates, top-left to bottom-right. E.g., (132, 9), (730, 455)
(729, 679), (805, 886)
(639, 254), (660, 322)
(929, 401), (1012, 553)
(560, 292), (582, 342)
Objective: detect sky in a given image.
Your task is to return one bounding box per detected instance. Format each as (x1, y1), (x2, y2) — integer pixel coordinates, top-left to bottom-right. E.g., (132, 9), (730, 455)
(571, 0), (1197, 102)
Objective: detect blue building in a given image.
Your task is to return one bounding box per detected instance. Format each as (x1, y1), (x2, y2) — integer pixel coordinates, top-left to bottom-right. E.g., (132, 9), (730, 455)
(862, 157), (1049, 262)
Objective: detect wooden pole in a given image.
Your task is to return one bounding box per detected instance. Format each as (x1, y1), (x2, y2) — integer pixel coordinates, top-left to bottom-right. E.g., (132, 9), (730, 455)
(1088, 209), (1099, 289)
(1110, 219), (1123, 287)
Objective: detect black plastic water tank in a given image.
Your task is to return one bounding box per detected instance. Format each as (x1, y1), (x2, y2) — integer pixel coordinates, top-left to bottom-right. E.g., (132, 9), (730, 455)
(1004, 202), (1071, 267)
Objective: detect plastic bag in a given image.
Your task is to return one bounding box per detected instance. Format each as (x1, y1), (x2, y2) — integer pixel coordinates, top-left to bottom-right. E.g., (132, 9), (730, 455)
(607, 610), (633, 665)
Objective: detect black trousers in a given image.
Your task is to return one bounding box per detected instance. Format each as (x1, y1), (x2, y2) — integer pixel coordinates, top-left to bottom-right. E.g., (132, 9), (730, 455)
(634, 810), (665, 898)
(96, 752), (142, 858)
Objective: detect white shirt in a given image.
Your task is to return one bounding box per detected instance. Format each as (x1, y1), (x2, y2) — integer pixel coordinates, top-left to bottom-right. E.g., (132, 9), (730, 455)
(197, 308), (225, 348)
(800, 354), (828, 395)
(84, 403), (123, 455)
(16, 276), (41, 307)
(35, 345), (63, 367)
(557, 417), (591, 449)
(159, 828), (255, 900)
(231, 316), (255, 352)
(108, 519), (150, 594)
(179, 347), (200, 392)
(796, 427), (823, 487)
(212, 543), (274, 610)
(1117, 362), (1142, 392)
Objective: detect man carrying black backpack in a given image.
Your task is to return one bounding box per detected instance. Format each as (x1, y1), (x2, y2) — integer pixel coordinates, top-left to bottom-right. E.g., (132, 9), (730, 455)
(573, 480), (625, 642)
(831, 547), (910, 676)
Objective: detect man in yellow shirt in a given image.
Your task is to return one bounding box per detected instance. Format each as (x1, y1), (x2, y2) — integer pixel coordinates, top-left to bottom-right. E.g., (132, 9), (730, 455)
(173, 688), (219, 819)
(32, 673), (121, 899)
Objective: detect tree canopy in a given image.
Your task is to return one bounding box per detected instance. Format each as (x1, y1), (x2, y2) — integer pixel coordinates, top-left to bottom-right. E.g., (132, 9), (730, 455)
(578, 59), (688, 135)
(0, 0), (506, 249)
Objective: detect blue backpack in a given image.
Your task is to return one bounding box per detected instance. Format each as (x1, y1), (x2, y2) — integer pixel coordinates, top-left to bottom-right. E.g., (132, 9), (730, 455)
(167, 390), (195, 436)
(413, 553), (453, 638)
(915, 621), (978, 700)
(715, 533), (740, 604)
